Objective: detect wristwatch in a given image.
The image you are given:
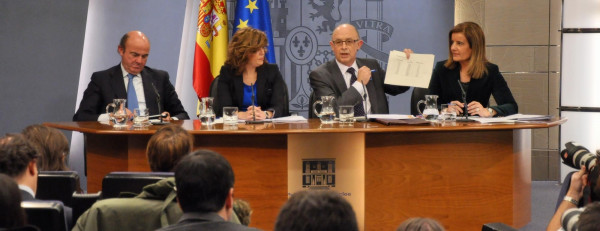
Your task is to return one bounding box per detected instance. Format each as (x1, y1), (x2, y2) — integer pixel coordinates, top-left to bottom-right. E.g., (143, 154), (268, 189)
(564, 196), (578, 206)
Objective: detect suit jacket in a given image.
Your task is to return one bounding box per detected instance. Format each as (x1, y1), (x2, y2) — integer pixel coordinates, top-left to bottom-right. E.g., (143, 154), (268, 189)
(428, 61), (518, 116)
(21, 189), (73, 228)
(73, 64), (189, 121)
(309, 58), (409, 114)
(156, 212), (260, 231)
(214, 64), (287, 118)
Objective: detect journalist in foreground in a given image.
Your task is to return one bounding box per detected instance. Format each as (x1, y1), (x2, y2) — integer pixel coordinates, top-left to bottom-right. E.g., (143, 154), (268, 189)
(428, 22), (517, 117)
(73, 31), (189, 122)
(214, 27), (287, 120)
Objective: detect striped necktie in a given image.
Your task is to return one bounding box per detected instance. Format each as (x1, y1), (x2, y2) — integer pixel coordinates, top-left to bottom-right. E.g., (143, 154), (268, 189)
(347, 67), (365, 116)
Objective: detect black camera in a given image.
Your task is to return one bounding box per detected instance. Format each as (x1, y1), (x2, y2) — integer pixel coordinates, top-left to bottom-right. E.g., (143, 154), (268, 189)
(560, 142), (600, 204)
(561, 142), (598, 173)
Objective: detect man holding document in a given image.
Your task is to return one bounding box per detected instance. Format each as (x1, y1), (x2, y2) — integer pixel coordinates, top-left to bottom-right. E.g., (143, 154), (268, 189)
(309, 24), (412, 116)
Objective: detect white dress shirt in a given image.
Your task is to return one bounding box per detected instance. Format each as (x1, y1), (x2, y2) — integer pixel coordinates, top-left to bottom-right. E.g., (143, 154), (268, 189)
(335, 60), (371, 114)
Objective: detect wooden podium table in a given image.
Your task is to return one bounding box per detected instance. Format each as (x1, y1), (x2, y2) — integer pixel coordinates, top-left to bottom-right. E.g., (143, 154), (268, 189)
(45, 118), (564, 231)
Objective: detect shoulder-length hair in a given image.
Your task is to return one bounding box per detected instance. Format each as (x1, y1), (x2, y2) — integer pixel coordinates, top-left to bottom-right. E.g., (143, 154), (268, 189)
(444, 21), (488, 79)
(146, 125), (193, 172)
(22, 124), (70, 171)
(224, 27), (269, 75)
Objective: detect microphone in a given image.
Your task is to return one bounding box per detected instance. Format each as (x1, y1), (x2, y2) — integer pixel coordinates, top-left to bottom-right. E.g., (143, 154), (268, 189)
(150, 81), (167, 123)
(456, 79), (473, 122)
(246, 82), (264, 124)
(361, 80), (368, 121)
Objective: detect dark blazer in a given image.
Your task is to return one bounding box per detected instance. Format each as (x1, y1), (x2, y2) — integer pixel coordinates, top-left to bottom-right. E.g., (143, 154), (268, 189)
(21, 189), (73, 228)
(73, 64), (189, 121)
(214, 64), (287, 118)
(156, 212), (260, 231)
(309, 58), (409, 114)
(428, 60), (518, 116)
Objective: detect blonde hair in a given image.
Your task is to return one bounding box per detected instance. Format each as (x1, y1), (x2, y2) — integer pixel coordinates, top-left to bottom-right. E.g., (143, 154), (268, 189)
(444, 22), (488, 79)
(225, 27), (269, 75)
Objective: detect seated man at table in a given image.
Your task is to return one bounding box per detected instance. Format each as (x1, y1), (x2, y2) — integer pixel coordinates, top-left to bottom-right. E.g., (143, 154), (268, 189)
(309, 23), (411, 116)
(157, 150), (259, 231)
(73, 30), (189, 122)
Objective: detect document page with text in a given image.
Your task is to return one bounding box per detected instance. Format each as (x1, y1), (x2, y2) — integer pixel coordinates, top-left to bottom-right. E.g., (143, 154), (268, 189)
(384, 50), (435, 88)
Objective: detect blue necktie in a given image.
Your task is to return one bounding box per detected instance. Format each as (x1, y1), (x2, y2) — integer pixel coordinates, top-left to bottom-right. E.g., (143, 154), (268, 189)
(347, 67), (365, 116)
(127, 74), (139, 110)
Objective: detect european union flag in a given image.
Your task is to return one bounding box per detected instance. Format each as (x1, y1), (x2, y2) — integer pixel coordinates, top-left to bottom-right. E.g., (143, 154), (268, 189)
(233, 0), (276, 63)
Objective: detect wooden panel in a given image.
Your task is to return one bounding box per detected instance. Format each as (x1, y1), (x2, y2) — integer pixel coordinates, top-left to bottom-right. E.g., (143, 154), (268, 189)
(365, 130), (524, 231)
(86, 134), (151, 192)
(195, 134), (287, 231)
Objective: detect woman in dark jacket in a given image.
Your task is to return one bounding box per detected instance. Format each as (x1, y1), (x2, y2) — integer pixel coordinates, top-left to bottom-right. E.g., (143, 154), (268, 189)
(429, 22), (517, 117)
(215, 27), (287, 119)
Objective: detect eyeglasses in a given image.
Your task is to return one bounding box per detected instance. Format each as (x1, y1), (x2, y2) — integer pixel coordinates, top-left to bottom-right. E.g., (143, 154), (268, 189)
(332, 39), (359, 46)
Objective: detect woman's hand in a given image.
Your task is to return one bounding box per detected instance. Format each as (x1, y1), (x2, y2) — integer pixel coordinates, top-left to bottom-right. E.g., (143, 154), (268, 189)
(241, 106), (267, 120)
(466, 101), (493, 117)
(450, 100), (464, 115)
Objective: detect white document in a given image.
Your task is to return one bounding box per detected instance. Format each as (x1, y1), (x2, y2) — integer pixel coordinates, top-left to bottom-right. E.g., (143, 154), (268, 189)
(384, 51), (435, 88)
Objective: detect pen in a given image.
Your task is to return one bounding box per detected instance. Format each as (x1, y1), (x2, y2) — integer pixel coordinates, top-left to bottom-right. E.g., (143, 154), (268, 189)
(371, 70), (376, 72)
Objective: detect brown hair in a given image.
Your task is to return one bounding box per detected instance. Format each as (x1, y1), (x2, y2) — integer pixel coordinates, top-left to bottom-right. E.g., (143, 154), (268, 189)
(224, 27), (268, 75)
(146, 125), (193, 172)
(396, 217), (445, 231)
(444, 21), (488, 79)
(22, 125), (69, 171)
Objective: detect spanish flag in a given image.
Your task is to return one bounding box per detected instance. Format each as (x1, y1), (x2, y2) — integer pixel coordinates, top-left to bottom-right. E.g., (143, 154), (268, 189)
(193, 0), (228, 116)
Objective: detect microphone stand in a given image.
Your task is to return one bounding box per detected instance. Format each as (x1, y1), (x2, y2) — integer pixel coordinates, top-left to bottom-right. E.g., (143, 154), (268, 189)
(246, 82), (265, 124)
(151, 82), (168, 124)
(457, 79), (473, 122)
(360, 80), (368, 121)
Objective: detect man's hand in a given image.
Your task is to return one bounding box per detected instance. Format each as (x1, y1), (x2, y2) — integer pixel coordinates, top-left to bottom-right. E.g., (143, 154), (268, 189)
(357, 66), (372, 85)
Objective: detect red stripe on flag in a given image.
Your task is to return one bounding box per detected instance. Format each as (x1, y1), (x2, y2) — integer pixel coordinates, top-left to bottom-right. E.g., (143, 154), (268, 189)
(192, 42), (214, 99)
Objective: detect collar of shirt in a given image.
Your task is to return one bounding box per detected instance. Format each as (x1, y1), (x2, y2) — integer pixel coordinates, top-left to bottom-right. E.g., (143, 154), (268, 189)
(335, 60), (359, 88)
(334, 60), (371, 114)
(19, 184), (35, 197)
(119, 63), (147, 111)
(120, 64), (141, 82)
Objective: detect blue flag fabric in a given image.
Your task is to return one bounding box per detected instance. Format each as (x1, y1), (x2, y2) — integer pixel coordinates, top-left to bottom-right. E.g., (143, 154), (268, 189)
(233, 0), (276, 63)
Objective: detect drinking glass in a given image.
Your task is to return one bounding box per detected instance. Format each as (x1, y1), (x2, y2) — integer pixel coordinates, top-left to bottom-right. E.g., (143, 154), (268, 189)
(223, 107), (239, 125)
(338, 105), (354, 124)
(133, 108), (150, 127)
(439, 103), (457, 122)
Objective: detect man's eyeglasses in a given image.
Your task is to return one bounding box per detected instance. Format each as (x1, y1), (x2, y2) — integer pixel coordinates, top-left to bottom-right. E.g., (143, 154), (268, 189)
(332, 39), (359, 46)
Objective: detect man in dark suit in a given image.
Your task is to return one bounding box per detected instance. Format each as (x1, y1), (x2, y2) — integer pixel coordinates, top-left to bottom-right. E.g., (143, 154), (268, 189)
(0, 134), (72, 226)
(157, 150), (259, 231)
(73, 31), (189, 121)
(309, 23), (411, 115)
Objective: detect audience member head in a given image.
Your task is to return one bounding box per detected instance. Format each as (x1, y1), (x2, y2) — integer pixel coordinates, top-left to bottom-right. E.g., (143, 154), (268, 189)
(578, 202), (600, 231)
(118, 30), (150, 75)
(146, 125), (193, 172)
(274, 190), (358, 231)
(396, 217), (445, 231)
(330, 23), (363, 67)
(233, 199), (253, 226)
(0, 134), (38, 193)
(225, 27), (269, 75)
(0, 173), (26, 228)
(22, 124), (70, 171)
(175, 150), (235, 219)
(444, 21), (488, 79)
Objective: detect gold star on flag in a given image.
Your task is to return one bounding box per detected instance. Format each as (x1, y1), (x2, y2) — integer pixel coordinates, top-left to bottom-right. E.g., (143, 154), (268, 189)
(246, 0), (259, 14)
(237, 19), (249, 29)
